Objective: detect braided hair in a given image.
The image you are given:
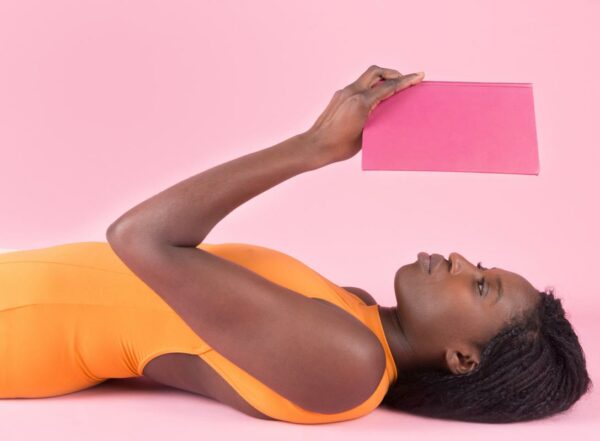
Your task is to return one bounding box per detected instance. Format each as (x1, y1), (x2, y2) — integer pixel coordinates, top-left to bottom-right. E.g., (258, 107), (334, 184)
(380, 288), (592, 423)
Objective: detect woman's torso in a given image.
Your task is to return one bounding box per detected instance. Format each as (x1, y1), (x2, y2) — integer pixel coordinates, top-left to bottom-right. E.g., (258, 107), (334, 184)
(0, 241), (397, 423)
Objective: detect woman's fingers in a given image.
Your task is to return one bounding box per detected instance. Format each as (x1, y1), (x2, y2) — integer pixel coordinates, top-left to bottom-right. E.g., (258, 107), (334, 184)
(364, 71), (425, 113)
(311, 66), (424, 132)
(395, 71), (425, 92)
(352, 65), (401, 91)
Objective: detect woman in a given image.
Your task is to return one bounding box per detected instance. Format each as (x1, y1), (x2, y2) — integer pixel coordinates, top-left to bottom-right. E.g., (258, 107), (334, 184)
(0, 65), (591, 424)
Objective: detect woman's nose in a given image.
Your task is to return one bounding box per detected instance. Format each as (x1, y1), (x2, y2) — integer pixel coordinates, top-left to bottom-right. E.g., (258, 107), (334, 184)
(448, 252), (464, 273)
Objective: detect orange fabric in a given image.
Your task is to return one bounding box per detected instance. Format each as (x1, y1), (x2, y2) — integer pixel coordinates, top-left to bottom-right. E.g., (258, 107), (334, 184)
(0, 241), (397, 423)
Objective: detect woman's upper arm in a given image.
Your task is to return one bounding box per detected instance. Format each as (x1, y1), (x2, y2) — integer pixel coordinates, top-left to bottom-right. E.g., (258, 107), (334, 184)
(106, 229), (385, 414)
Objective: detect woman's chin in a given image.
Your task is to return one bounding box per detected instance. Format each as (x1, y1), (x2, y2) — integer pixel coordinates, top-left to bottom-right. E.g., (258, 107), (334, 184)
(395, 260), (431, 298)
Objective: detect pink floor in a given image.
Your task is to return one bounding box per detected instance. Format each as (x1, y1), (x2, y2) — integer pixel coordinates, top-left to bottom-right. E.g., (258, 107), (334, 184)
(1, 345), (598, 440)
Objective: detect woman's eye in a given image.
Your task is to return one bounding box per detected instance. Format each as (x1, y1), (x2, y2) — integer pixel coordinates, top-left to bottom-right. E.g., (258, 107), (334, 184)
(477, 279), (485, 296)
(477, 262), (486, 296)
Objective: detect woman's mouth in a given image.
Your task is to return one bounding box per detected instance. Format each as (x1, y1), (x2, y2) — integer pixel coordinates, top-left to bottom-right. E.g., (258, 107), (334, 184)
(418, 252), (447, 274)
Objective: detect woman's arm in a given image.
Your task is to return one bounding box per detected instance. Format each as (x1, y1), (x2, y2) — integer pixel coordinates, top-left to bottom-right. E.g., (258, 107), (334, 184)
(107, 132), (324, 247)
(107, 65), (423, 246)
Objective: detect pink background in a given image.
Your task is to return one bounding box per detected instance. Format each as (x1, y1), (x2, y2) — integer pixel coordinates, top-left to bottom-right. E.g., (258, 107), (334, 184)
(0, 0), (598, 439)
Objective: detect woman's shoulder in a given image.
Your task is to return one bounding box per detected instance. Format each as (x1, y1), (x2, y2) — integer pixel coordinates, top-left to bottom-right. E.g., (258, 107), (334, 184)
(340, 286), (378, 305)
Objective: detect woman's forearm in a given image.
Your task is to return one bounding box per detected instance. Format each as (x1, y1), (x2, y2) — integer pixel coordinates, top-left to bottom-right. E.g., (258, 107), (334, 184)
(107, 132), (325, 247)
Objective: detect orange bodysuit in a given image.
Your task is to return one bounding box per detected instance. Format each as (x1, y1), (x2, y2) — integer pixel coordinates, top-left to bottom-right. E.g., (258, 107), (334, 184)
(0, 241), (397, 424)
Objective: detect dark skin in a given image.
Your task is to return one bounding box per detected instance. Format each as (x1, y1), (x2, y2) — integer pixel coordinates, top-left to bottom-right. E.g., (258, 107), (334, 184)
(106, 65), (541, 420)
(378, 253), (541, 378)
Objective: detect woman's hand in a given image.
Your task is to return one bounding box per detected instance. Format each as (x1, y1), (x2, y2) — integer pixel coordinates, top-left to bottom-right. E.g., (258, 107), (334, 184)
(304, 65), (425, 167)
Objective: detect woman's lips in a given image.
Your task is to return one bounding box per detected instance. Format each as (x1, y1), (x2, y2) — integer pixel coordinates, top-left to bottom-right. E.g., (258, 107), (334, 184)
(429, 254), (445, 273)
(417, 252), (446, 274)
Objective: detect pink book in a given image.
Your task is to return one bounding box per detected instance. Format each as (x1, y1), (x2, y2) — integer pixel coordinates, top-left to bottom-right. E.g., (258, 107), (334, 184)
(362, 80), (539, 175)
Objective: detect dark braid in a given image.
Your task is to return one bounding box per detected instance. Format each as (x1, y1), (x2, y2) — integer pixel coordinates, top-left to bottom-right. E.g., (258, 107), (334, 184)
(380, 288), (593, 423)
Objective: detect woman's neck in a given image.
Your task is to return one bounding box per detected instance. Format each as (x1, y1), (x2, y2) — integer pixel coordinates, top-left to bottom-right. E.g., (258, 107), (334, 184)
(376, 304), (422, 379)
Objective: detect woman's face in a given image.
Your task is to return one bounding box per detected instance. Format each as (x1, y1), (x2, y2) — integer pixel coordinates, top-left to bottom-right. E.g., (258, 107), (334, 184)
(394, 252), (541, 373)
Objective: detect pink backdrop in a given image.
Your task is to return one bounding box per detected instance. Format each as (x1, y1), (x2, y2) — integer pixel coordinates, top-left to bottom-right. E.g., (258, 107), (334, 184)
(0, 0), (598, 439)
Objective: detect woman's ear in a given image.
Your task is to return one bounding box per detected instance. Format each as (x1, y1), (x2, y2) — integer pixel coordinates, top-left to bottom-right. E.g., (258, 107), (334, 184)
(445, 345), (480, 375)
